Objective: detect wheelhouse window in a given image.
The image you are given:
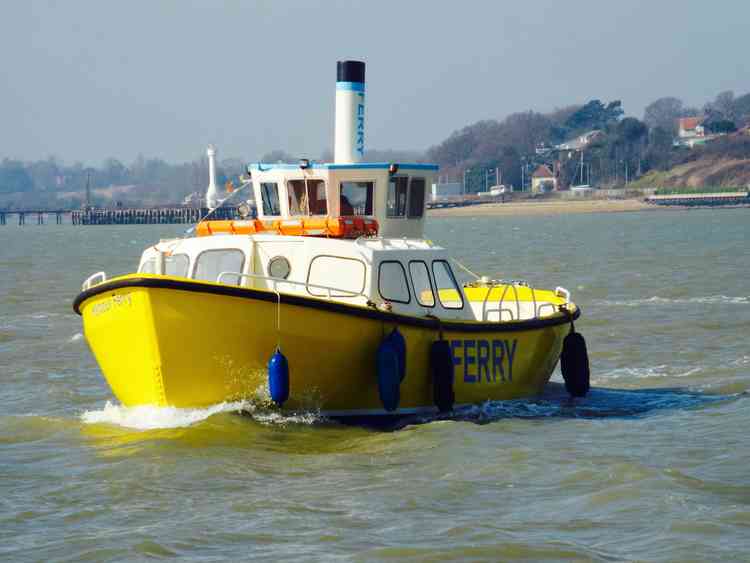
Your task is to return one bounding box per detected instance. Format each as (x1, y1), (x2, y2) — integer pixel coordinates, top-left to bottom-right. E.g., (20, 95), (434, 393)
(340, 181), (374, 216)
(407, 177), (426, 218)
(387, 177), (409, 217)
(409, 261), (435, 307)
(193, 249), (245, 286)
(165, 254), (189, 278)
(378, 261), (411, 304)
(288, 179), (327, 215)
(432, 260), (464, 309)
(260, 183), (281, 216)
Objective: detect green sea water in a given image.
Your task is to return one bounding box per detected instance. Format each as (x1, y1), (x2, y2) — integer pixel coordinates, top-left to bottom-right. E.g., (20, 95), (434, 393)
(1, 209), (748, 561)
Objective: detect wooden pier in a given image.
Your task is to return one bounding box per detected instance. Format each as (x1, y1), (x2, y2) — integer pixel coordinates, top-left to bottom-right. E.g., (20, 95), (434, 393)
(0, 206), (239, 226)
(0, 210), (67, 225)
(645, 191), (750, 207)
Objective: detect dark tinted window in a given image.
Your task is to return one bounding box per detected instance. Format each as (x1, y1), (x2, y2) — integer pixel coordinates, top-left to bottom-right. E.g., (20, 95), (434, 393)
(408, 177), (426, 218)
(261, 183), (281, 216)
(387, 177), (409, 217)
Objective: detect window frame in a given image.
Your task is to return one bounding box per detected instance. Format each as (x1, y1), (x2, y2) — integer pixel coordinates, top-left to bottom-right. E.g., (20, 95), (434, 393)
(164, 253), (190, 278)
(386, 176), (410, 218)
(306, 254), (367, 298)
(408, 260), (436, 308)
(431, 259), (465, 310)
(339, 180), (375, 216)
(377, 260), (412, 304)
(286, 178), (328, 216)
(191, 248), (246, 285)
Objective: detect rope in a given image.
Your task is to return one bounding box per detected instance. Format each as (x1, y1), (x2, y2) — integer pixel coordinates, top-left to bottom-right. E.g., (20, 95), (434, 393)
(450, 257), (481, 280)
(275, 288), (282, 349)
(185, 180), (252, 237)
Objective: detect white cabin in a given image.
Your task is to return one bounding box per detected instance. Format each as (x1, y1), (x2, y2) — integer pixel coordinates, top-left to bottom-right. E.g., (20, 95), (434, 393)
(248, 162), (437, 239)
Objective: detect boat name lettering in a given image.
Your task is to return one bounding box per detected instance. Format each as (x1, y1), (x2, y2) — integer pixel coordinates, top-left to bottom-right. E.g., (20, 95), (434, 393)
(450, 339), (517, 383)
(356, 93), (365, 157)
(91, 294), (133, 316)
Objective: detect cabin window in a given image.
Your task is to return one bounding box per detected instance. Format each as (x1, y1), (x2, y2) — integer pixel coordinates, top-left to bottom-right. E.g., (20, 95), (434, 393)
(386, 177), (409, 217)
(409, 260), (435, 307)
(378, 261), (411, 304)
(193, 249), (245, 285)
(260, 183), (281, 216)
(432, 260), (464, 309)
(288, 179), (327, 215)
(340, 181), (374, 215)
(407, 177), (426, 218)
(307, 255), (366, 298)
(165, 254), (189, 278)
(139, 257), (156, 274)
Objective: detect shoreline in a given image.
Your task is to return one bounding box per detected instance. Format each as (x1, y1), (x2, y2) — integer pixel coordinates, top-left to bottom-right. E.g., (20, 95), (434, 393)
(428, 198), (661, 217)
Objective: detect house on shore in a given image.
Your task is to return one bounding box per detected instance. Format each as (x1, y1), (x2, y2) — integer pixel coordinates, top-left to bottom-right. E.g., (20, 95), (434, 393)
(675, 116), (708, 148)
(531, 165), (557, 193)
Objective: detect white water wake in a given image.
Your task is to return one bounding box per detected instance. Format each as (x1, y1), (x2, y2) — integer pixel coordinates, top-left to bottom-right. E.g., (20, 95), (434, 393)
(80, 400), (324, 430)
(80, 400), (249, 430)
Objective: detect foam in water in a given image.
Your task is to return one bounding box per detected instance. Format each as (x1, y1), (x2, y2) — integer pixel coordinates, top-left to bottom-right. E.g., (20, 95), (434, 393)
(69, 332), (83, 343)
(80, 401), (325, 430)
(593, 365), (703, 382)
(594, 295), (750, 307)
(81, 401), (247, 430)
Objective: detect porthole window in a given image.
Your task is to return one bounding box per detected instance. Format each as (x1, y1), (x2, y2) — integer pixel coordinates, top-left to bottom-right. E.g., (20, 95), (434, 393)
(268, 256), (291, 279)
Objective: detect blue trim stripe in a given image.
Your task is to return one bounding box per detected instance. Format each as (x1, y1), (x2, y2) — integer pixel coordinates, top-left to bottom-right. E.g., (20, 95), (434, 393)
(327, 163), (439, 171)
(336, 81), (365, 92)
(249, 162), (439, 172)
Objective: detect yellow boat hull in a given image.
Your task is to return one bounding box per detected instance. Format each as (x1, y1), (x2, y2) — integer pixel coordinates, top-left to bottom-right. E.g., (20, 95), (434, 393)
(74, 275), (578, 416)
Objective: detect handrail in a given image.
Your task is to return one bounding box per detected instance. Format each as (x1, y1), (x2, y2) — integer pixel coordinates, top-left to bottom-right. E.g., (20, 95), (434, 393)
(484, 306), (515, 321)
(478, 281), (572, 322)
(216, 271), (367, 301)
(82, 271), (107, 290)
(536, 303), (557, 317)
(498, 283), (521, 321)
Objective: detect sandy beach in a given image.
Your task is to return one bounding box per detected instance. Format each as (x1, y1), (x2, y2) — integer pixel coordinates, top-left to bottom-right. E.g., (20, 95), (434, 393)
(428, 198), (655, 217)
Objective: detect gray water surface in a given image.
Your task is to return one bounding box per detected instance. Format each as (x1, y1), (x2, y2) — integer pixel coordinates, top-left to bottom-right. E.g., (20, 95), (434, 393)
(1, 209), (748, 561)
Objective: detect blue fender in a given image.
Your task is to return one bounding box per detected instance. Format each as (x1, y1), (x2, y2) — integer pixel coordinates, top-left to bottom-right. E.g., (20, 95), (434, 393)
(387, 327), (407, 382)
(376, 340), (400, 412)
(431, 340), (454, 413)
(268, 347), (290, 407)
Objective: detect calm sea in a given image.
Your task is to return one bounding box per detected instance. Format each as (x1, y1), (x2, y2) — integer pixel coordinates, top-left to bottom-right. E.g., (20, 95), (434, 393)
(1, 209), (748, 561)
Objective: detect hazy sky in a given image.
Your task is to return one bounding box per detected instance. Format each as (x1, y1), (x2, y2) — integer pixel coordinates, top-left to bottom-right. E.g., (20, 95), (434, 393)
(2, 1), (748, 164)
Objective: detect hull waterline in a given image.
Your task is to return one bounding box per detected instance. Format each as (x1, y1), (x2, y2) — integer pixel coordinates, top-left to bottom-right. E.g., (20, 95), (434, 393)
(75, 275), (579, 417)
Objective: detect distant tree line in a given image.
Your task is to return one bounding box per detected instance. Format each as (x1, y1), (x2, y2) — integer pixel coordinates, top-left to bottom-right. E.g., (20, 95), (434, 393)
(3, 88), (750, 208)
(427, 89), (750, 191)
